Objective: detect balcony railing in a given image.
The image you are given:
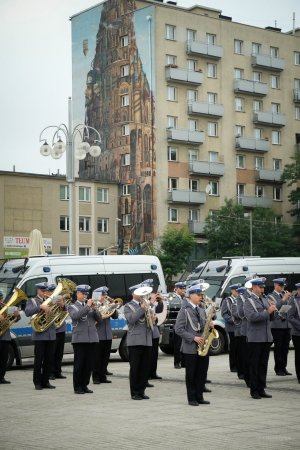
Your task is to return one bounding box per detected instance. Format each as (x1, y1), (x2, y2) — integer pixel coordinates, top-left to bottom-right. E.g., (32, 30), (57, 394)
(294, 89), (300, 102)
(187, 40), (223, 59)
(255, 169), (283, 182)
(167, 128), (205, 144)
(236, 137), (270, 152)
(251, 54), (285, 71)
(237, 196), (272, 208)
(189, 161), (225, 177)
(234, 79), (268, 96)
(165, 66), (203, 85)
(253, 111), (287, 127)
(168, 190), (206, 204)
(188, 101), (224, 117)
(188, 221), (206, 234)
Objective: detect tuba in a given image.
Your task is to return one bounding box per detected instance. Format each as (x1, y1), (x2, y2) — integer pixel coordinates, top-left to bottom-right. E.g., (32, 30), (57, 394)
(0, 288), (27, 337)
(134, 286), (155, 330)
(53, 278), (77, 329)
(97, 295), (123, 319)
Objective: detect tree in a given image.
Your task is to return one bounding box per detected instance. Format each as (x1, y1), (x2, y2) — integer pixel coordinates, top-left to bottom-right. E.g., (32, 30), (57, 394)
(155, 227), (196, 290)
(204, 198), (296, 258)
(281, 152), (300, 237)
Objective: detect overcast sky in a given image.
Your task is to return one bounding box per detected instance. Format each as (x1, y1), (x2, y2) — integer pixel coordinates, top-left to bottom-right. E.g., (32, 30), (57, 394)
(1, 0), (299, 175)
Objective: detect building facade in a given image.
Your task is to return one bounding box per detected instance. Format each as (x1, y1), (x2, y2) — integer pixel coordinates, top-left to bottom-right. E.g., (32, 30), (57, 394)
(0, 171), (119, 258)
(71, 0), (300, 251)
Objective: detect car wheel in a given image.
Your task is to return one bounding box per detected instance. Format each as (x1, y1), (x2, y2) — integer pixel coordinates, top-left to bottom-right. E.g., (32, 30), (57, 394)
(209, 329), (226, 356)
(159, 344), (174, 355)
(119, 335), (129, 362)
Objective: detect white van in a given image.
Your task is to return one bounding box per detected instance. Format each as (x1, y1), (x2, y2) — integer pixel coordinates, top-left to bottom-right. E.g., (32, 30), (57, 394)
(0, 255), (166, 367)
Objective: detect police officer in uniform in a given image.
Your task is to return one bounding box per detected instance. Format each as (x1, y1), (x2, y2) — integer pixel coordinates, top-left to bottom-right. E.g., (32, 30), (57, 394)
(172, 282), (186, 369)
(67, 285), (101, 394)
(92, 286), (117, 385)
(124, 284), (153, 400)
(25, 282), (56, 390)
(236, 285), (251, 386)
(0, 291), (21, 384)
(221, 284), (241, 372)
(267, 278), (292, 376)
(175, 283), (211, 406)
(148, 291), (163, 380)
(287, 283), (300, 383)
(244, 278), (276, 399)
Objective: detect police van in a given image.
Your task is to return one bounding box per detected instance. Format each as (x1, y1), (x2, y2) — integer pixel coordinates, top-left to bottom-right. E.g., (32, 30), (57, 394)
(160, 256), (300, 356)
(0, 255), (166, 368)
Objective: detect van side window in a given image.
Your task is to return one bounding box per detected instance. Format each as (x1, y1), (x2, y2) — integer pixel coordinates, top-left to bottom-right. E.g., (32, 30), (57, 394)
(223, 275), (246, 298)
(22, 277), (48, 298)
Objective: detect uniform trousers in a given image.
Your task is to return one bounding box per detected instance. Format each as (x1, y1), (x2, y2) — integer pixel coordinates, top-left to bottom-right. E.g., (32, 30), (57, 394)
(235, 335), (246, 377)
(128, 345), (152, 396)
(228, 331), (237, 371)
(291, 335), (300, 381)
(238, 336), (250, 384)
(93, 339), (112, 382)
(173, 331), (182, 366)
(33, 340), (55, 386)
(0, 341), (9, 379)
(149, 337), (159, 377)
(184, 353), (209, 402)
(52, 332), (65, 376)
(72, 342), (96, 391)
(271, 328), (291, 373)
(248, 342), (271, 395)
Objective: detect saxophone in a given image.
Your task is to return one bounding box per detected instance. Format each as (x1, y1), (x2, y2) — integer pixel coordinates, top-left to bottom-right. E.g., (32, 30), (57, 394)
(197, 303), (219, 357)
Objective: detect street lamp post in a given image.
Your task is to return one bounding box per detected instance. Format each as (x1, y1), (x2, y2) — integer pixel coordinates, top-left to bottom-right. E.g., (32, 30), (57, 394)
(39, 97), (101, 254)
(115, 218), (121, 247)
(244, 212), (253, 256)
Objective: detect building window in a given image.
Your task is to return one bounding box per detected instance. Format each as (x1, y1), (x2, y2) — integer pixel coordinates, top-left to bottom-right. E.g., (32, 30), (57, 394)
(253, 128), (263, 139)
(295, 78), (300, 90)
(121, 94), (129, 107)
(122, 184), (130, 196)
(79, 186), (91, 202)
(60, 185), (69, 200)
(166, 54), (177, 65)
(168, 146), (177, 161)
(189, 209), (199, 221)
(270, 75), (280, 89)
(253, 100), (263, 112)
(273, 159), (281, 170)
(209, 181), (219, 196)
(167, 116), (177, 129)
(208, 122), (218, 137)
(121, 124), (129, 136)
(60, 216), (69, 231)
(272, 130), (281, 145)
(237, 184), (245, 197)
(253, 71), (262, 82)
(187, 29), (196, 42)
(236, 155), (245, 168)
(188, 119), (198, 131)
(188, 149), (198, 161)
(207, 63), (217, 78)
(295, 106), (300, 120)
(187, 89), (198, 102)
(97, 188), (108, 203)
(235, 97), (244, 112)
(274, 216), (283, 225)
(187, 59), (197, 71)
(97, 247), (108, 255)
(234, 39), (243, 54)
(273, 187), (282, 201)
(165, 24), (176, 40)
(79, 216), (91, 232)
(120, 35), (128, 47)
(121, 154), (130, 166)
(209, 151), (218, 162)
(206, 33), (216, 45)
(167, 86), (177, 101)
(270, 46), (279, 57)
(79, 247), (91, 256)
(234, 68), (244, 80)
(97, 218), (109, 233)
(255, 156), (264, 169)
(168, 178), (178, 191)
(256, 186), (264, 198)
(295, 52), (300, 65)
(207, 92), (217, 104)
(235, 125), (245, 137)
(122, 214), (132, 226)
(60, 246), (69, 255)
(272, 103), (280, 114)
(189, 179), (198, 192)
(168, 208), (178, 223)
(252, 42), (261, 55)
(121, 64), (129, 77)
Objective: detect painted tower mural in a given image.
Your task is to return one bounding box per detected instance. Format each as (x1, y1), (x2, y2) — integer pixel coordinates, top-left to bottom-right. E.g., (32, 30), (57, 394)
(73, 0), (156, 249)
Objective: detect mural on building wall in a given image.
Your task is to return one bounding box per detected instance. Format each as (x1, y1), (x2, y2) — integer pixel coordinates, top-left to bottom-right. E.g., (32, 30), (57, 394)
(72, 0), (156, 247)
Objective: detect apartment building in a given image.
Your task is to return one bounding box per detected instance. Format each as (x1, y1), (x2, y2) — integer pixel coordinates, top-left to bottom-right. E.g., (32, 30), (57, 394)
(71, 0), (300, 251)
(0, 171), (119, 258)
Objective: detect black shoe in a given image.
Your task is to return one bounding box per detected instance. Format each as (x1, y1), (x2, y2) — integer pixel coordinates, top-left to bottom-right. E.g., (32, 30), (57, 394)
(83, 387), (93, 393)
(205, 379), (212, 384)
(251, 393), (261, 399)
(106, 371), (113, 376)
(131, 395), (143, 400)
(298, 379), (300, 384)
(203, 386), (212, 393)
(259, 391), (272, 398)
(188, 401), (199, 406)
(140, 394), (150, 399)
(174, 363), (181, 369)
(35, 384), (43, 390)
(74, 388), (85, 394)
(42, 383), (56, 389)
(99, 379), (112, 384)
(146, 382), (154, 388)
(149, 375), (162, 380)
(276, 371), (286, 376)
(55, 374), (67, 379)
(238, 374), (245, 380)
(49, 375), (56, 380)
(93, 380), (101, 384)
(0, 378), (11, 384)
(284, 370), (292, 376)
(198, 398), (210, 405)
(230, 369), (237, 373)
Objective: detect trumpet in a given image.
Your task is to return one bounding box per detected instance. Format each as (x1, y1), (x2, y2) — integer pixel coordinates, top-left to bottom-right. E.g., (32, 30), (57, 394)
(96, 295), (123, 319)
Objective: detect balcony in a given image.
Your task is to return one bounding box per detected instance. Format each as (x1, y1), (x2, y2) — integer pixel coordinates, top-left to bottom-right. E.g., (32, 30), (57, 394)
(294, 89), (300, 102)
(168, 190), (206, 204)
(237, 196), (272, 208)
(166, 128), (205, 144)
(251, 54), (285, 71)
(188, 221), (206, 234)
(188, 101), (224, 118)
(234, 79), (268, 96)
(189, 161), (225, 177)
(255, 169), (283, 182)
(236, 137), (270, 153)
(253, 112), (287, 127)
(187, 40), (223, 59)
(165, 66), (203, 85)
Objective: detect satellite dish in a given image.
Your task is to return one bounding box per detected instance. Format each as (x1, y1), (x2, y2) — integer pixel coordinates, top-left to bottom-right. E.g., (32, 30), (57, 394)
(205, 184), (212, 194)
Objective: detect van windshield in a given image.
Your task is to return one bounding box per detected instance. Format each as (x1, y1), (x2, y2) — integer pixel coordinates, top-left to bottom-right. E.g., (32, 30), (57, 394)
(0, 259), (27, 300)
(186, 276), (225, 300)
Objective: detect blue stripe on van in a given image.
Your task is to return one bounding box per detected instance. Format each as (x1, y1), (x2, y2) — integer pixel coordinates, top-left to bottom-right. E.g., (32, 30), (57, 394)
(111, 318), (127, 330)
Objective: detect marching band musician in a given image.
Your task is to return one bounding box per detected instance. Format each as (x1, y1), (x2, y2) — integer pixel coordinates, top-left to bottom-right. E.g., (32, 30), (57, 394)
(148, 291), (163, 381)
(230, 285), (245, 381)
(25, 282), (57, 390)
(267, 278), (292, 376)
(67, 284), (101, 394)
(235, 285), (251, 387)
(287, 283), (300, 383)
(244, 278), (277, 399)
(221, 284), (241, 373)
(175, 283), (211, 406)
(92, 286), (117, 385)
(172, 282), (186, 369)
(0, 291), (20, 384)
(124, 283), (153, 400)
